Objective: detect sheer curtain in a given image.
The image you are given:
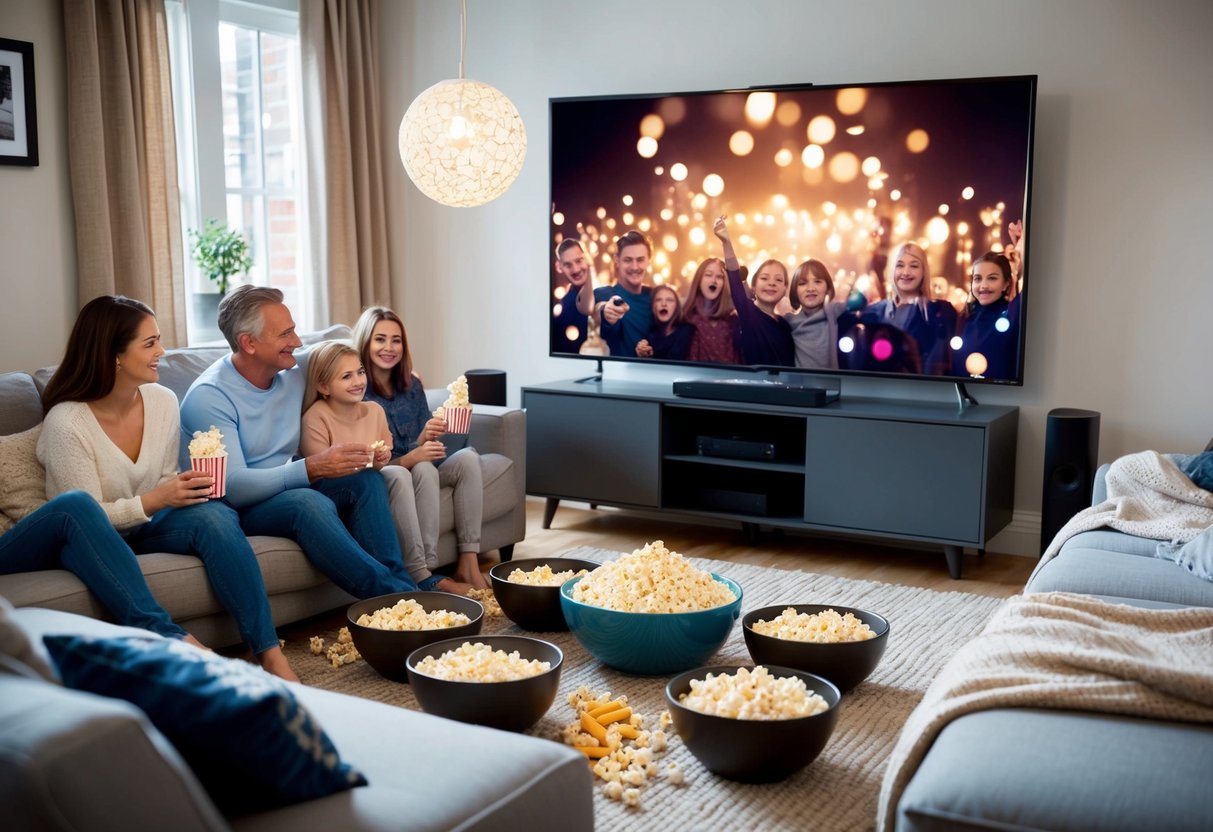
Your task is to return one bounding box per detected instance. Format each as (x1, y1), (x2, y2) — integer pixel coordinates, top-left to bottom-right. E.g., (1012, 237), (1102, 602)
(63, 0), (187, 344)
(300, 0), (393, 327)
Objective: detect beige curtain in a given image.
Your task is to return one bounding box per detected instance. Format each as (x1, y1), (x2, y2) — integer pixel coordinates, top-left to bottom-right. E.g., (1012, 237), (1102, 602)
(301, 0), (393, 327)
(63, 0), (186, 345)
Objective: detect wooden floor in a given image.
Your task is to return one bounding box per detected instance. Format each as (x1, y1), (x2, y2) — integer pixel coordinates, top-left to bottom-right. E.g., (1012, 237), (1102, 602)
(504, 497), (1035, 599)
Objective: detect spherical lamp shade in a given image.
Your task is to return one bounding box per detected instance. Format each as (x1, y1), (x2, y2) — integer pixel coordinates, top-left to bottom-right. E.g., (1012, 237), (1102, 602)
(399, 78), (527, 208)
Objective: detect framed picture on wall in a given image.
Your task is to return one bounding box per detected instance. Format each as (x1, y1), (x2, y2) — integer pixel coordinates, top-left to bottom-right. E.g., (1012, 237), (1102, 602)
(0, 37), (38, 166)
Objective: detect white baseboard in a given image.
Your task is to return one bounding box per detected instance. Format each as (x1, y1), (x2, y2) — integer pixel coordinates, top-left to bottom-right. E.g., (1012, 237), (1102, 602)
(985, 511), (1042, 558)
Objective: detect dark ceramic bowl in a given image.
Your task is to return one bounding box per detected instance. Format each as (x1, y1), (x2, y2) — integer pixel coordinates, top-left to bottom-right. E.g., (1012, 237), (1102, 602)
(488, 557), (600, 631)
(405, 635), (564, 732)
(665, 664), (841, 783)
(559, 574), (743, 675)
(346, 591), (484, 682)
(742, 604), (890, 693)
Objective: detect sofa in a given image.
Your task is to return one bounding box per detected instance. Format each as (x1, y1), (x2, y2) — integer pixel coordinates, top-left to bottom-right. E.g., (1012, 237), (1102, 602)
(891, 456), (1213, 831)
(0, 602), (593, 831)
(0, 326), (527, 647)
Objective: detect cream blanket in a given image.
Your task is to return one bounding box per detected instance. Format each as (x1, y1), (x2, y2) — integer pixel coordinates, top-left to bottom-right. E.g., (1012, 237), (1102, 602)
(1029, 451), (1213, 585)
(876, 591), (1213, 831)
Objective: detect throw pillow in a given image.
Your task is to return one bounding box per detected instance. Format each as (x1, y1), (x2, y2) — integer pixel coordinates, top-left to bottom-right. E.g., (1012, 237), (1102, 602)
(0, 597), (57, 682)
(0, 424), (46, 535)
(43, 635), (367, 813)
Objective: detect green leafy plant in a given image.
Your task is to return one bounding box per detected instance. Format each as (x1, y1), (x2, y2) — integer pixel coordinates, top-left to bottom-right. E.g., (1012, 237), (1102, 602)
(189, 218), (253, 295)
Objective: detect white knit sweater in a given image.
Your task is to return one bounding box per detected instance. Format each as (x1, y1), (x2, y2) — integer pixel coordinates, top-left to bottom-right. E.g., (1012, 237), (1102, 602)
(36, 384), (181, 531)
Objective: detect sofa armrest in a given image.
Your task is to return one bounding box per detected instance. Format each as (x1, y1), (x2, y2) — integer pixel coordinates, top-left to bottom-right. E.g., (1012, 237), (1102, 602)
(1092, 463), (1111, 504)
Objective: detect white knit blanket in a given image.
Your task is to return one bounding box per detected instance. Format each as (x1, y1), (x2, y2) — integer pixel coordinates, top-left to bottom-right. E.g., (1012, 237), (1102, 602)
(877, 591), (1213, 831)
(1029, 451), (1213, 585)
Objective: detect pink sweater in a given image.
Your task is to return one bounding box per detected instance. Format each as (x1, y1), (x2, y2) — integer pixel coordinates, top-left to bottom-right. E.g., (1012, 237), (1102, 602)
(299, 399), (392, 457)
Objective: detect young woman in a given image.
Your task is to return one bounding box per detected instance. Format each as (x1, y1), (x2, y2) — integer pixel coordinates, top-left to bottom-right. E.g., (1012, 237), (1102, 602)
(713, 216), (795, 366)
(635, 285), (694, 360)
(951, 252), (1019, 380)
(37, 296), (297, 680)
(864, 241), (957, 376)
(784, 258), (850, 370)
(682, 257), (740, 364)
(353, 306), (487, 593)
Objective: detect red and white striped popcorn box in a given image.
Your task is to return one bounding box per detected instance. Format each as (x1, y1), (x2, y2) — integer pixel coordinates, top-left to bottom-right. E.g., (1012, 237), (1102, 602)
(190, 454), (228, 499)
(445, 405), (472, 434)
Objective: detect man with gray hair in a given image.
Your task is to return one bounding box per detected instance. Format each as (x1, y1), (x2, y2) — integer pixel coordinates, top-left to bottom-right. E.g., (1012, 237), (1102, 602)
(180, 285), (416, 598)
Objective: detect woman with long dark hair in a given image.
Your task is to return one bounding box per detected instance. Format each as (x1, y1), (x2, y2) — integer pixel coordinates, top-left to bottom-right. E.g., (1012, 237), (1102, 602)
(38, 295), (297, 680)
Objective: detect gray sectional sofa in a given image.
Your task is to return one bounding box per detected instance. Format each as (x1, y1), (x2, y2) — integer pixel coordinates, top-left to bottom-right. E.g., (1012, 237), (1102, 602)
(1, 602), (593, 831)
(0, 326), (527, 647)
(892, 459), (1213, 831)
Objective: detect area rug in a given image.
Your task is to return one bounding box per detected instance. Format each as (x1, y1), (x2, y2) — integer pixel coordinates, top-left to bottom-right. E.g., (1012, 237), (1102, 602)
(284, 548), (1006, 832)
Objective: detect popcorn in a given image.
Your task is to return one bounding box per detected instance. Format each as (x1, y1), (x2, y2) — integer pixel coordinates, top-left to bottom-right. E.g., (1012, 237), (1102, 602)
(412, 641), (551, 682)
(356, 598), (472, 631)
(308, 635), (325, 655)
(187, 426), (226, 457)
(466, 587), (502, 617)
(571, 541), (737, 613)
(507, 564), (590, 586)
(325, 627), (361, 667)
(751, 607), (877, 643)
(188, 426), (227, 499)
(367, 439), (389, 467)
(678, 666), (830, 720)
(435, 375), (472, 433)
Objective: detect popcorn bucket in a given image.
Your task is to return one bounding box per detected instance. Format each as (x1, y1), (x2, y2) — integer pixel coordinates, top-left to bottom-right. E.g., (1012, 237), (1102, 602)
(191, 455), (228, 499)
(444, 405), (472, 434)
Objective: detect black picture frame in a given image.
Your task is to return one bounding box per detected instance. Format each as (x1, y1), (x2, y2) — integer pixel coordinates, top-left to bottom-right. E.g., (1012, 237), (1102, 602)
(0, 37), (38, 167)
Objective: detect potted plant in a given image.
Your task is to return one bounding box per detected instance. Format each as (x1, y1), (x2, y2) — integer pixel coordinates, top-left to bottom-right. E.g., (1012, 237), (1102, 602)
(189, 217), (252, 296)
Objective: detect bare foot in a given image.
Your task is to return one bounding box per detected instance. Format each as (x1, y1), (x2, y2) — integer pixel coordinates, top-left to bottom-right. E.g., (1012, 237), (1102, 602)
(436, 576), (475, 596)
(182, 633), (211, 651)
(258, 647), (300, 683)
(455, 551), (490, 589)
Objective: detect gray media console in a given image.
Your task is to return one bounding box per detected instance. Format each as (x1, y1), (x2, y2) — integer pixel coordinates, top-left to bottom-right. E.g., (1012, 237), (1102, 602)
(522, 379), (1019, 579)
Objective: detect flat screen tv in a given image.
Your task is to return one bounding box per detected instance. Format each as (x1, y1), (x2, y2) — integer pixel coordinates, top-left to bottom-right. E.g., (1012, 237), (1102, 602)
(549, 75), (1036, 390)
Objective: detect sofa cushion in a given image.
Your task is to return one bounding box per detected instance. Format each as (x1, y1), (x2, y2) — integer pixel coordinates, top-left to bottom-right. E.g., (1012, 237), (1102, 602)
(44, 634), (367, 814)
(0, 424), (46, 535)
(1027, 545), (1213, 607)
(0, 372), (43, 435)
(897, 708), (1213, 832)
(0, 597), (55, 681)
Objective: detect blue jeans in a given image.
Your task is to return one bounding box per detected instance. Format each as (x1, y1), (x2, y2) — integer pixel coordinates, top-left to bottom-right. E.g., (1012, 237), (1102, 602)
(125, 500), (279, 654)
(0, 491), (186, 639)
(237, 470), (416, 598)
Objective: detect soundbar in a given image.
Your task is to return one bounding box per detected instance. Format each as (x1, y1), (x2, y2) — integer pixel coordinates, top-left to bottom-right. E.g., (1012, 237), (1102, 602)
(672, 378), (839, 407)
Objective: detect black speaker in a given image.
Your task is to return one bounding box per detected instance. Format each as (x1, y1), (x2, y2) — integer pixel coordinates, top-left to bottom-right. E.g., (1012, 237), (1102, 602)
(464, 369), (506, 406)
(1040, 408), (1100, 554)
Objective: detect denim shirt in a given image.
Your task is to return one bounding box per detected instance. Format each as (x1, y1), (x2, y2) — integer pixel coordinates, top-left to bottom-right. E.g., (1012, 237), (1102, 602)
(364, 377), (428, 460)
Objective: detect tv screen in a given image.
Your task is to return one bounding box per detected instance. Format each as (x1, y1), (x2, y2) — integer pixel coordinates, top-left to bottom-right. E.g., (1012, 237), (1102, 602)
(549, 75), (1036, 386)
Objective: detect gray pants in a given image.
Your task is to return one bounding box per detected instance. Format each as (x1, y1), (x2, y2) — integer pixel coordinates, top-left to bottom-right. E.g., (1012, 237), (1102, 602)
(382, 447), (483, 584)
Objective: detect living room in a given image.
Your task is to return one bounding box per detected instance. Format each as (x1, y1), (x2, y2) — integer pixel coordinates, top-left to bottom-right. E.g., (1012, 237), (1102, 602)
(2, 1), (1212, 830)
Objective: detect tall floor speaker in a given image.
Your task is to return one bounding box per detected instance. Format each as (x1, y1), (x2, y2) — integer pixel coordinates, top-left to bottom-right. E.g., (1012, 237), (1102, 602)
(1040, 408), (1100, 554)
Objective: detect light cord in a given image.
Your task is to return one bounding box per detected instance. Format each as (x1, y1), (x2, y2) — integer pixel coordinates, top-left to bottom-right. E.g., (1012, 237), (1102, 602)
(459, 0), (467, 79)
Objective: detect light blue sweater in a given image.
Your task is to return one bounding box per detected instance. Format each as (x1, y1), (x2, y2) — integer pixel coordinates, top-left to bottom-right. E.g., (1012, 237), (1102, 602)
(179, 353), (312, 508)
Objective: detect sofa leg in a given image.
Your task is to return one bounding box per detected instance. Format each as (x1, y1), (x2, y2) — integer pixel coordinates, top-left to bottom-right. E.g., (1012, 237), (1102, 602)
(499, 544), (515, 562)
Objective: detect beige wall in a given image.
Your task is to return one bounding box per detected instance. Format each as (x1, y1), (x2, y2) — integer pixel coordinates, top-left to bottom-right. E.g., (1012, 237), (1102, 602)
(0, 0), (76, 372)
(3, 0), (1211, 556)
(380, 0), (1213, 555)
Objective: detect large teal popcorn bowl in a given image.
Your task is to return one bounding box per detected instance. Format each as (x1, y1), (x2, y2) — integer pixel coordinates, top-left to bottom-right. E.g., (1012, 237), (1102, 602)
(559, 574), (743, 675)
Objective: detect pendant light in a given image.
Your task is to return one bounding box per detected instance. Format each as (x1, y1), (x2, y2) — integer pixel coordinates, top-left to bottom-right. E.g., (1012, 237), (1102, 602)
(398, 0), (527, 208)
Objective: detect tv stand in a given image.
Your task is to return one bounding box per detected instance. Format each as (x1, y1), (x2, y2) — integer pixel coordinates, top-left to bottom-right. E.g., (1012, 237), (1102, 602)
(955, 382), (979, 409)
(523, 379), (1018, 579)
(574, 359), (604, 384)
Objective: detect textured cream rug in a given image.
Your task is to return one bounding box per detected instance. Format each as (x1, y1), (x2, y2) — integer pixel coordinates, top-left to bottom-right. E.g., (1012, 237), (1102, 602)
(284, 548), (1004, 832)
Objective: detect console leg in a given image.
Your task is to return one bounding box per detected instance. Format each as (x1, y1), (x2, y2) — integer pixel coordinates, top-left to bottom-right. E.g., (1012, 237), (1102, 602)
(499, 544), (515, 562)
(542, 498), (559, 530)
(742, 522), (760, 545)
(944, 545), (963, 579)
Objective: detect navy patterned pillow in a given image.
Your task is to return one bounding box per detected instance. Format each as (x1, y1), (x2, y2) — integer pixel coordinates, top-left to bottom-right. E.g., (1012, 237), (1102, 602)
(43, 635), (367, 813)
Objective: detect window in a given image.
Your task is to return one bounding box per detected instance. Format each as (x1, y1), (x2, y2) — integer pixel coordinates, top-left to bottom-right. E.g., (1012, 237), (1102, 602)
(168, 0), (314, 342)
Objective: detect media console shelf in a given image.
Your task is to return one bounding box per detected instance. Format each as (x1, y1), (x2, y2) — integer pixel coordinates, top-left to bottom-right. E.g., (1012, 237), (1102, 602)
(522, 379), (1018, 579)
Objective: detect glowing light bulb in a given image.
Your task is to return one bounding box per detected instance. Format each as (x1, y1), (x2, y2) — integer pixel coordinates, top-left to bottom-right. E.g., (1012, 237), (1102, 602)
(637, 136), (658, 158)
(839, 336), (855, 354)
(995, 317), (1011, 333)
(703, 174), (725, 197)
(871, 338), (893, 362)
(950, 335), (964, 350)
(670, 163), (688, 181)
(729, 131), (755, 156)
(965, 352), (988, 376)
